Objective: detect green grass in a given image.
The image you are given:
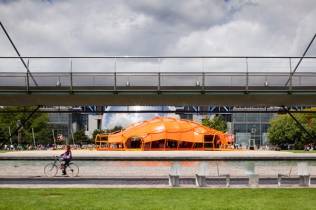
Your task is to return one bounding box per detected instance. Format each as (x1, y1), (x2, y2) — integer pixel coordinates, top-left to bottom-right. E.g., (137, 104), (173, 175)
(1, 188), (316, 210)
(281, 150), (316, 153)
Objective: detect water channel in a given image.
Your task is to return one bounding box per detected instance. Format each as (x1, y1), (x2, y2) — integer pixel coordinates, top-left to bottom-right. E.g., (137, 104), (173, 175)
(1, 160), (315, 178)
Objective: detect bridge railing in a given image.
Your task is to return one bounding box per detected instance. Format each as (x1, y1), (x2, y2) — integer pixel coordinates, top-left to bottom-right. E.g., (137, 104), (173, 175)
(0, 56), (315, 93)
(1, 71), (316, 93)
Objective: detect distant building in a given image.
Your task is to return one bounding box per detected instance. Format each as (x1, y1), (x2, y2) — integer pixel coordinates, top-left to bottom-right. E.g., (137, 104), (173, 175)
(231, 107), (279, 146)
(43, 106), (101, 143)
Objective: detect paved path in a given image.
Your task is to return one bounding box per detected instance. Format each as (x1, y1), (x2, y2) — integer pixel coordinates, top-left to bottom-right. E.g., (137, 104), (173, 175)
(1, 150), (316, 188)
(2, 149), (316, 160)
(0, 177), (314, 188)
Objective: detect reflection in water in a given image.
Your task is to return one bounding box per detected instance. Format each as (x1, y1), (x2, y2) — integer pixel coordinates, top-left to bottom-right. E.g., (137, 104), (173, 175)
(2, 160), (315, 167)
(1, 160), (316, 178)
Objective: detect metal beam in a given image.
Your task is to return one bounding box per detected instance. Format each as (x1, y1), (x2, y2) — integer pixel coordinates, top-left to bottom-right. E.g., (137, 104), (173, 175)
(0, 22), (38, 86)
(0, 105), (41, 148)
(0, 56), (315, 59)
(285, 33), (316, 86)
(0, 109), (315, 114)
(281, 105), (315, 143)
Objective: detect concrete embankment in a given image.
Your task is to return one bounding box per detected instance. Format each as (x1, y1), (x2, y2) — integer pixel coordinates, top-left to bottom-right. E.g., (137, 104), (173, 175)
(1, 150), (316, 179)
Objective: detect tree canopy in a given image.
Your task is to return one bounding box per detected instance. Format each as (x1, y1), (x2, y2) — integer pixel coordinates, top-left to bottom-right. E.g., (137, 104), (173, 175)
(268, 108), (316, 149)
(202, 115), (228, 133)
(0, 106), (53, 147)
(106, 125), (123, 133)
(69, 128), (91, 144)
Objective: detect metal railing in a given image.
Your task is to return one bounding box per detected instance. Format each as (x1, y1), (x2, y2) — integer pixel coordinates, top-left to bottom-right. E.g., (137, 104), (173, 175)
(0, 56), (316, 94)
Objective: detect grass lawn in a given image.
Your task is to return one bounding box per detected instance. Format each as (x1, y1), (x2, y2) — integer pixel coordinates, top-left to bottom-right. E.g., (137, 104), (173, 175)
(281, 150), (316, 153)
(0, 188), (316, 210)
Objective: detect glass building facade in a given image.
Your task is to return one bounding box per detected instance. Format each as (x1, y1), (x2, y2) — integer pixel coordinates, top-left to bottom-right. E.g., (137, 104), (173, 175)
(43, 107), (89, 143)
(231, 107), (279, 146)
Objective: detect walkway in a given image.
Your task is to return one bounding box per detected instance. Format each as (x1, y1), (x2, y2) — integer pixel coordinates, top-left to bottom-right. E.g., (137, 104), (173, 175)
(0, 150), (316, 188)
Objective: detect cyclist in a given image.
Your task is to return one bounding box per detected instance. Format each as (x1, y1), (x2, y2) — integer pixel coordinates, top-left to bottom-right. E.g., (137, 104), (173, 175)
(59, 144), (72, 175)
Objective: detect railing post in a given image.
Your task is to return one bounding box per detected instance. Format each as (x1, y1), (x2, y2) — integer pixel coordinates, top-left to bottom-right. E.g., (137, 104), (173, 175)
(158, 72), (161, 93)
(202, 72), (205, 93)
(289, 58), (292, 93)
(26, 59), (30, 93)
(158, 58), (161, 93)
(114, 58), (117, 93)
(202, 58), (205, 93)
(70, 59), (73, 94)
(246, 58), (249, 93)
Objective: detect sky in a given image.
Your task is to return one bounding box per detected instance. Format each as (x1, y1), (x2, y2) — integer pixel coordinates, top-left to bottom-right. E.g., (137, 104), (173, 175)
(1, 0), (316, 57)
(1, 0), (316, 129)
(0, 0), (316, 76)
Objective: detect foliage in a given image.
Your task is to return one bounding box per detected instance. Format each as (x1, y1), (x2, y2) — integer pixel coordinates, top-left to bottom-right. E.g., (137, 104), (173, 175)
(268, 114), (302, 146)
(105, 125), (123, 133)
(268, 108), (316, 149)
(90, 126), (122, 143)
(1, 188), (316, 210)
(91, 129), (105, 141)
(69, 128), (91, 144)
(0, 127), (7, 143)
(202, 115), (227, 133)
(38, 124), (58, 146)
(0, 106), (51, 146)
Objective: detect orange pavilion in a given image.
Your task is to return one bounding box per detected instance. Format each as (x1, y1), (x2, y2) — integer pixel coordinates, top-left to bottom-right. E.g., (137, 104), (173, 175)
(94, 116), (234, 151)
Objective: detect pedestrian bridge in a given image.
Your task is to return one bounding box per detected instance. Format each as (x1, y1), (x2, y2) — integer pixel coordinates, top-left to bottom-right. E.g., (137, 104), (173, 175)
(1, 56), (316, 107)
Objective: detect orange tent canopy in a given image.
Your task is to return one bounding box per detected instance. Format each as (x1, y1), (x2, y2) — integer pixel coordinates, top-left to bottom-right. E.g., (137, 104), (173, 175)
(95, 116), (233, 151)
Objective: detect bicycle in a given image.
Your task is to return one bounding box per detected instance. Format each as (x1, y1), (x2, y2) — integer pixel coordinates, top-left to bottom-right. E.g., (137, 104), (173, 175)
(44, 156), (79, 177)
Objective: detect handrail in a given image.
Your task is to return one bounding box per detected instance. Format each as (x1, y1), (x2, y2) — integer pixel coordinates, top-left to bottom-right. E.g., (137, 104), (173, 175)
(0, 56), (316, 59)
(1, 71), (316, 94)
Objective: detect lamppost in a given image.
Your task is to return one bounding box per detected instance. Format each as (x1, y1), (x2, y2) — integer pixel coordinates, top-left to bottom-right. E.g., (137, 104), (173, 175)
(252, 125), (256, 149)
(249, 125), (256, 150)
(17, 119), (22, 149)
(252, 125), (256, 139)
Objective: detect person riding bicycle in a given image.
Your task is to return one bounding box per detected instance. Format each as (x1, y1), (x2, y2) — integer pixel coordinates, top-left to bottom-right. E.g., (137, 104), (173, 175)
(59, 144), (72, 175)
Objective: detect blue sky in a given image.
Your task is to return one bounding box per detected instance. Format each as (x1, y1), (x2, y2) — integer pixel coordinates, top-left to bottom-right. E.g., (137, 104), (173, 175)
(1, 0), (315, 57)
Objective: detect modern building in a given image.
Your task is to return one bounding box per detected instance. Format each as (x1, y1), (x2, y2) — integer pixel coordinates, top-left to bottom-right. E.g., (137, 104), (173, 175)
(43, 106), (101, 143)
(231, 107), (279, 146)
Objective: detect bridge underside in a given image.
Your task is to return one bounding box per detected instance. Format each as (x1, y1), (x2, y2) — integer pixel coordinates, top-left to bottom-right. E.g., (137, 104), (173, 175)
(1, 92), (316, 107)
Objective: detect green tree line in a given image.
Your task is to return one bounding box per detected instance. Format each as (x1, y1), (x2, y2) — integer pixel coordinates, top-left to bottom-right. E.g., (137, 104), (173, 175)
(202, 115), (228, 133)
(268, 108), (316, 149)
(0, 106), (55, 147)
(0, 106), (125, 148)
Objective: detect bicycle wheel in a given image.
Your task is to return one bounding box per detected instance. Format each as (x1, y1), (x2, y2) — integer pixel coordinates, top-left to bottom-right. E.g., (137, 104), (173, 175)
(44, 163), (58, 177)
(65, 163), (79, 177)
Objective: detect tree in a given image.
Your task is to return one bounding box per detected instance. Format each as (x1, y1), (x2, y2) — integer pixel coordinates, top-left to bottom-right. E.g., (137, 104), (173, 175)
(69, 129), (90, 144)
(90, 126), (122, 144)
(91, 129), (105, 142)
(268, 114), (303, 147)
(38, 124), (58, 146)
(106, 125), (123, 133)
(268, 108), (316, 149)
(202, 115), (227, 133)
(0, 127), (7, 144)
(0, 106), (51, 146)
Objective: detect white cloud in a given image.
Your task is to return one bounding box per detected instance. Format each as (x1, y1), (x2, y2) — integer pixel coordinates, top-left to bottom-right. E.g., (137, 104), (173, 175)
(0, 0), (315, 58)
(103, 112), (179, 130)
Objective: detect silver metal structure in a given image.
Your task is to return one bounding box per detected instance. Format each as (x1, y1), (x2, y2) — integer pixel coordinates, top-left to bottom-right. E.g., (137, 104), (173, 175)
(0, 56), (316, 106)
